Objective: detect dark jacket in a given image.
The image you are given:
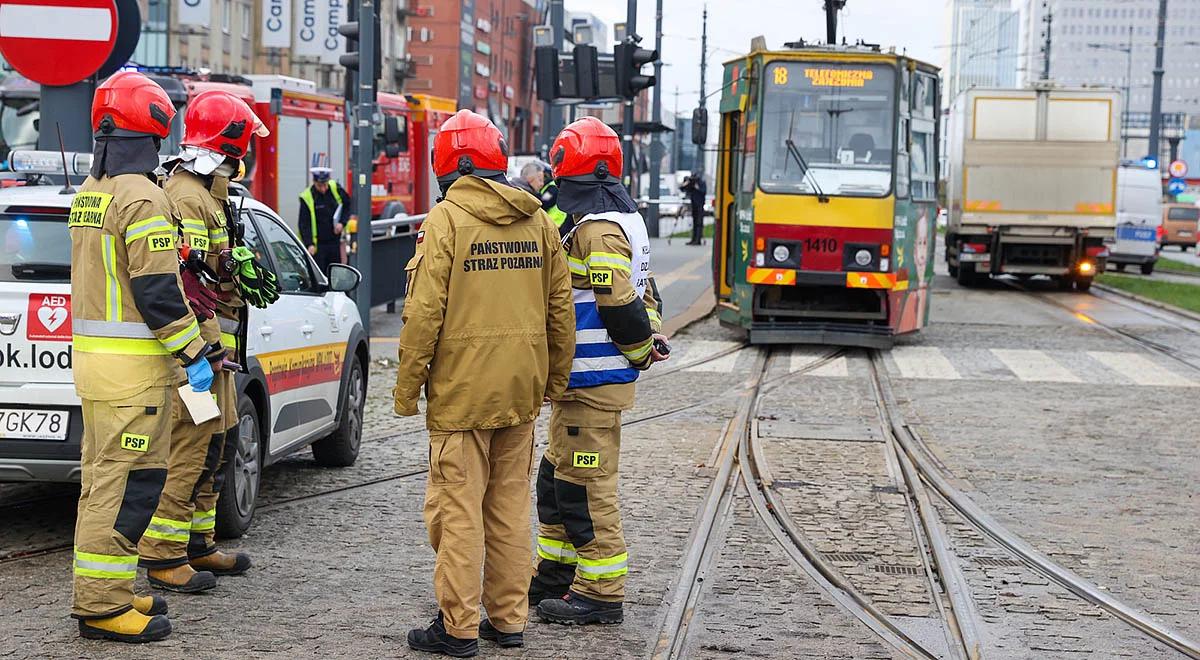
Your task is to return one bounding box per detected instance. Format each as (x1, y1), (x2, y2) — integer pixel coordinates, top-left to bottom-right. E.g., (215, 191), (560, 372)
(298, 182), (352, 247)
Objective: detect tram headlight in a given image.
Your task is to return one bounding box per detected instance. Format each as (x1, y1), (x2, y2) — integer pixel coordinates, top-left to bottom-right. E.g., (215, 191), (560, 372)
(772, 245), (790, 263)
(854, 249), (873, 267)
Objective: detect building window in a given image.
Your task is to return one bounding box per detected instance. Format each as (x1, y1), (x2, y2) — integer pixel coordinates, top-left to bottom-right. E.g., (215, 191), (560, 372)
(222, 0), (231, 34)
(242, 2), (250, 38)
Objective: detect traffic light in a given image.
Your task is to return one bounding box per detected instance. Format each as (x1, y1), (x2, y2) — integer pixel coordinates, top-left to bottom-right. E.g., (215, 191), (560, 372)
(572, 45), (599, 99)
(614, 43), (658, 98)
(535, 46), (560, 102)
(338, 20), (381, 83)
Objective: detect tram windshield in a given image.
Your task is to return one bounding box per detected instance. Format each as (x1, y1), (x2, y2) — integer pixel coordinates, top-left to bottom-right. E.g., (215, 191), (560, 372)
(758, 62), (895, 198)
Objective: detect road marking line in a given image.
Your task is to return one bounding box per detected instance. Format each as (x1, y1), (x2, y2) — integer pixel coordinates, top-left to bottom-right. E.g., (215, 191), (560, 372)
(1087, 351), (1196, 387)
(890, 346), (961, 380)
(990, 349), (1081, 383)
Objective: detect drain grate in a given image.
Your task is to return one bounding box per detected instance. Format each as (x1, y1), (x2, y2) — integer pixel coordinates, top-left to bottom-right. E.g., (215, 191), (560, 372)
(974, 556), (1023, 568)
(875, 564), (924, 576)
(822, 552), (872, 563)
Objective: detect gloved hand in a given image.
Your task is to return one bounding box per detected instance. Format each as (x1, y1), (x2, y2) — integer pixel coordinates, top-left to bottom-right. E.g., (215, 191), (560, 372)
(180, 269), (219, 320)
(185, 357), (214, 393)
(230, 246), (281, 308)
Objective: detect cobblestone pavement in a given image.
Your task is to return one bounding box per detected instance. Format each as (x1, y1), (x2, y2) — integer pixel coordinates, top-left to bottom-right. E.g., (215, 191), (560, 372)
(1, 271), (1197, 658)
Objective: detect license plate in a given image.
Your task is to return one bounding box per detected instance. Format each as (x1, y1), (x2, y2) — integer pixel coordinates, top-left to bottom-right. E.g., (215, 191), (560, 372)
(1180, 230), (1193, 236)
(0, 408), (68, 440)
(1117, 226), (1156, 242)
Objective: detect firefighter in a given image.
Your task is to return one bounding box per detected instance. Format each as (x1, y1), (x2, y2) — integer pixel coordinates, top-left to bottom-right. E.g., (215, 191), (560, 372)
(139, 91), (271, 592)
(394, 110), (574, 656)
(69, 71), (212, 643)
(530, 117), (669, 625)
(298, 166), (355, 275)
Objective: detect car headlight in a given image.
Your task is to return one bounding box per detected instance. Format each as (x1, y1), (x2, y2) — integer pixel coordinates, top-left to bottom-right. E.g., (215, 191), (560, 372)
(854, 249), (872, 267)
(772, 245), (790, 263)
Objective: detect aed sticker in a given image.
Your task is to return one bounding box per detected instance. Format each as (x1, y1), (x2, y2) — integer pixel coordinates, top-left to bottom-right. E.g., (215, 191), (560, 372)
(572, 451), (600, 469)
(590, 269), (613, 287)
(148, 234), (175, 252)
(120, 433), (150, 453)
(67, 192), (113, 228)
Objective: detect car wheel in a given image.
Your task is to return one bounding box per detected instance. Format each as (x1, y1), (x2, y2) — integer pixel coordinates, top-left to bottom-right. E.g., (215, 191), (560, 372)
(215, 394), (262, 539)
(1116, 263), (1126, 272)
(1140, 262), (1155, 275)
(312, 353), (364, 467)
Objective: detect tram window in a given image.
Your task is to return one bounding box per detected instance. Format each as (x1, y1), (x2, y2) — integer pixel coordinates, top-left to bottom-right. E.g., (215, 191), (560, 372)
(757, 62), (895, 198)
(911, 124), (937, 201)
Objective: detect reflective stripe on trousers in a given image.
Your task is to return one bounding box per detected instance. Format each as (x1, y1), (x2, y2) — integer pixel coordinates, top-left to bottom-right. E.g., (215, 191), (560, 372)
(191, 508), (216, 532)
(73, 548), (138, 580)
(536, 536), (578, 565)
(576, 552), (629, 580)
(142, 516), (190, 543)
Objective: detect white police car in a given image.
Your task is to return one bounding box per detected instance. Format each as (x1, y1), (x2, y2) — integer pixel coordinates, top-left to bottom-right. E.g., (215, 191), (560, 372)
(0, 154), (368, 537)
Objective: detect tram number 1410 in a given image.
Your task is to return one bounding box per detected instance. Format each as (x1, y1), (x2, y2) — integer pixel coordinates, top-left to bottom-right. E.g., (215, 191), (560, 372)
(804, 237), (839, 253)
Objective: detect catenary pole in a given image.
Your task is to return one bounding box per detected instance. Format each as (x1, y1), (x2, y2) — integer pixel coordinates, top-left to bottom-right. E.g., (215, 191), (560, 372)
(646, 0), (664, 237)
(354, 0), (377, 332)
(1148, 0), (1168, 165)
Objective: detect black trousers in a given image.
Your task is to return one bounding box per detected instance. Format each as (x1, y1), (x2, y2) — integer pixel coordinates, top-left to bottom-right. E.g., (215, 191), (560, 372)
(690, 201), (705, 242)
(315, 242), (341, 277)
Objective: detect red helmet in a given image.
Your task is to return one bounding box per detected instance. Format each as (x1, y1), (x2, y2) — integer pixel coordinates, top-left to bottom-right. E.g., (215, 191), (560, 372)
(431, 110), (508, 184)
(182, 91), (269, 160)
(92, 71), (176, 139)
(550, 116), (622, 182)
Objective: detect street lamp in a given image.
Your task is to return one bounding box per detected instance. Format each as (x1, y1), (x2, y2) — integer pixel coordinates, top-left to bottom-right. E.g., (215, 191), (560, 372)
(1088, 26), (1134, 158)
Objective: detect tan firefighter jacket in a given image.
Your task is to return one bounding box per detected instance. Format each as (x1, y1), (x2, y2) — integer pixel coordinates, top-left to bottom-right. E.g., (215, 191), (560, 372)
(165, 168), (243, 354)
(69, 173), (208, 401)
(393, 175), (575, 431)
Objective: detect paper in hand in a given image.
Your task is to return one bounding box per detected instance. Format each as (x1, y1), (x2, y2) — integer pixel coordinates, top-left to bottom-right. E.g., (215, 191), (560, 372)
(178, 384), (221, 424)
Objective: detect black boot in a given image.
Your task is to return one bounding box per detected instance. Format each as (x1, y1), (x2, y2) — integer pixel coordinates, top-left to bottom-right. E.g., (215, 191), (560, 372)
(479, 619), (523, 648)
(407, 614), (478, 657)
(536, 591), (623, 625)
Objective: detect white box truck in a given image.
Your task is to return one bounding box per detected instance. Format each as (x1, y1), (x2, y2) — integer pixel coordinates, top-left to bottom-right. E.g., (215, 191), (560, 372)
(945, 84), (1120, 291)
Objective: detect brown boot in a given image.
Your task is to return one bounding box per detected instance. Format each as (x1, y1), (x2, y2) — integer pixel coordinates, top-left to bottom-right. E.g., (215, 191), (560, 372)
(147, 564), (217, 593)
(191, 550), (251, 576)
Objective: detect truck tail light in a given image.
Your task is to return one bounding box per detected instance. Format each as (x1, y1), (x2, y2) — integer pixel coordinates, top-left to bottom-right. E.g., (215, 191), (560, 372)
(962, 242), (989, 254)
(880, 244), (890, 257)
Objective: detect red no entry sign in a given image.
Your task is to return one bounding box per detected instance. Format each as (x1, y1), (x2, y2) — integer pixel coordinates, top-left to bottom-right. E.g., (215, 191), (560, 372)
(0, 0), (118, 87)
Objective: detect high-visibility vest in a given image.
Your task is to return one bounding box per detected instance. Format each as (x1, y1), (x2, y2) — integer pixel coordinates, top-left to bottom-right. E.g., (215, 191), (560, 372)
(563, 211), (651, 389)
(299, 181), (343, 245)
(541, 181), (567, 227)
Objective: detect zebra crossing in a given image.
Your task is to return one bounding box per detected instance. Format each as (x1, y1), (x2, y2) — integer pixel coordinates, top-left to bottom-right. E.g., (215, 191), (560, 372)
(674, 339), (1196, 387)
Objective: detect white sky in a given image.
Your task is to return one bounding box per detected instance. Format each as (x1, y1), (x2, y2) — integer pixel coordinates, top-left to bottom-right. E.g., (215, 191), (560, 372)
(565, 0), (946, 116)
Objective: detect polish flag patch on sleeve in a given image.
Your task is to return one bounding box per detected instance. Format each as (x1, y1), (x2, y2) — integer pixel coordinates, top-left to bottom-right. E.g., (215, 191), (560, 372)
(416, 230), (425, 245)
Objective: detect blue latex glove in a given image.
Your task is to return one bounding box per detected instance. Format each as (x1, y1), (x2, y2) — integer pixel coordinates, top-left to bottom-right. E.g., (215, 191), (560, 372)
(185, 358), (214, 393)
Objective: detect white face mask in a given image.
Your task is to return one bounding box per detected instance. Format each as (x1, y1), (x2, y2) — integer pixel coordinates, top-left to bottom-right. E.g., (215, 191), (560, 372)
(176, 145), (229, 176)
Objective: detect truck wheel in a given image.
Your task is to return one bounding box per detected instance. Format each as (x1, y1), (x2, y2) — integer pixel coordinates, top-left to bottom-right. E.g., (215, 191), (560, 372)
(1074, 276), (1093, 292)
(215, 394), (262, 539)
(312, 353), (364, 467)
(947, 262), (959, 278)
(956, 264), (976, 288)
(1115, 263), (1126, 272)
(1056, 276), (1073, 291)
(1140, 262), (1155, 275)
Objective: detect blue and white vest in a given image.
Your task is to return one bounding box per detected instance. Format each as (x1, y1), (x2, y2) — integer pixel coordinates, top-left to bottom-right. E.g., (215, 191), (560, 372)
(565, 211), (652, 390)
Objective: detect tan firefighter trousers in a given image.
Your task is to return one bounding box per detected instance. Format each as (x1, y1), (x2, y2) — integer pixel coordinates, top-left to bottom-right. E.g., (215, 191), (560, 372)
(533, 400), (629, 602)
(423, 422), (535, 639)
(73, 386), (173, 618)
(190, 369), (238, 558)
(137, 371), (227, 568)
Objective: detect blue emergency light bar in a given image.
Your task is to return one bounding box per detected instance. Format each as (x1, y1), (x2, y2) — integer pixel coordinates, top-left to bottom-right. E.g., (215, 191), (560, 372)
(7, 151), (93, 177)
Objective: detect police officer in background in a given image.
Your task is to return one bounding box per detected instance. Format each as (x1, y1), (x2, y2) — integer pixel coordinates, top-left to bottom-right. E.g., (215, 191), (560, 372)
(69, 71), (213, 643)
(530, 117), (669, 625)
(680, 170), (707, 245)
(298, 167), (355, 275)
(140, 91), (272, 594)
(394, 110), (575, 656)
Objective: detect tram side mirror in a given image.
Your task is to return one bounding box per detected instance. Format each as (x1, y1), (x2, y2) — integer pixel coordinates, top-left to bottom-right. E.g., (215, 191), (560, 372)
(692, 107), (708, 145)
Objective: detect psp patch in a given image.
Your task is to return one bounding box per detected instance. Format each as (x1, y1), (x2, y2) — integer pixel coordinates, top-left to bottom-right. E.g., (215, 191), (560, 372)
(147, 234), (175, 252)
(572, 451), (600, 469)
(120, 433), (151, 453)
(590, 269), (613, 287)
